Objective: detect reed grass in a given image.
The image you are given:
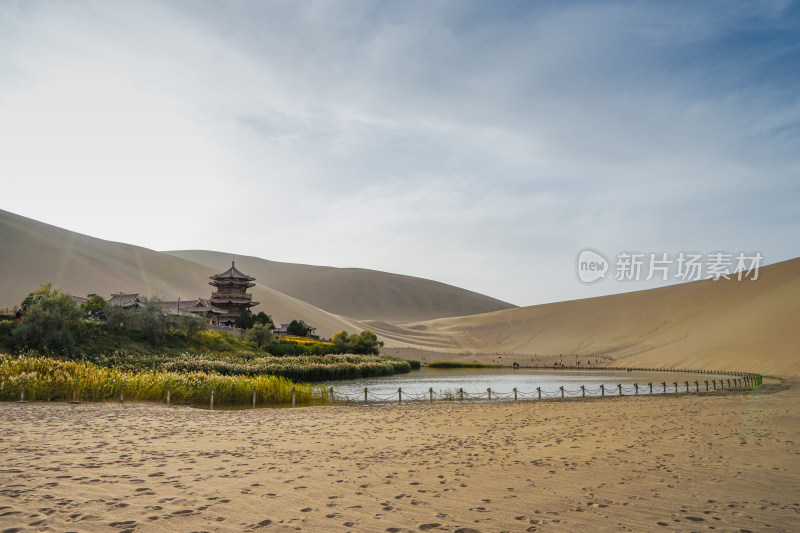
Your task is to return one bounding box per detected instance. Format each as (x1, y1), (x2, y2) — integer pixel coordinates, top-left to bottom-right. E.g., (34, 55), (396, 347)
(162, 353), (416, 381)
(0, 354), (327, 407)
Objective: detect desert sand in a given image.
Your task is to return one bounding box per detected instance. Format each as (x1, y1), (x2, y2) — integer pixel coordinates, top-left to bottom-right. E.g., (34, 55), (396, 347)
(2, 381), (798, 532)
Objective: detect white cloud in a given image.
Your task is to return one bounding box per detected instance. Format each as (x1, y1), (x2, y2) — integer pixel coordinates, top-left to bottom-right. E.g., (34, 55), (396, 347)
(0, 0), (797, 305)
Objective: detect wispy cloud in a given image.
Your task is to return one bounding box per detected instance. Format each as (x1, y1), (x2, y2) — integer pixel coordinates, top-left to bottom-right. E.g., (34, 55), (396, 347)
(1, 0), (798, 305)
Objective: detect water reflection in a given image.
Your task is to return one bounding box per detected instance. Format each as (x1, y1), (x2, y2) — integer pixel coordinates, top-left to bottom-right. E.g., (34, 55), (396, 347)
(325, 367), (738, 401)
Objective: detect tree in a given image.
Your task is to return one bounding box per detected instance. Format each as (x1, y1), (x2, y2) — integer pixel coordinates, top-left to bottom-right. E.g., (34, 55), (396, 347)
(351, 329), (383, 355)
(12, 284), (83, 354)
(331, 329), (384, 355)
(20, 283), (54, 311)
(235, 311), (256, 330)
(104, 305), (131, 331)
(180, 316), (207, 341)
(132, 296), (165, 347)
(254, 311), (273, 327)
(246, 323), (273, 348)
(332, 330), (350, 351)
(82, 293), (109, 318)
(286, 319), (311, 337)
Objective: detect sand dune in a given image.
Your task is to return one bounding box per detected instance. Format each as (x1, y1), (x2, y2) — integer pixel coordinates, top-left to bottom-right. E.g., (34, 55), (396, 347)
(165, 250), (515, 323)
(0, 210), (367, 337)
(0, 209), (512, 337)
(382, 258), (800, 375)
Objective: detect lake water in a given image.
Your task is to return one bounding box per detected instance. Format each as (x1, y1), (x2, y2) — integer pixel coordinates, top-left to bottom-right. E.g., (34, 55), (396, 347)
(324, 367), (741, 402)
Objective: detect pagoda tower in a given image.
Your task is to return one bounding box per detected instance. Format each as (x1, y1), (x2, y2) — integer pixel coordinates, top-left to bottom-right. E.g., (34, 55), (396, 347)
(209, 261), (259, 325)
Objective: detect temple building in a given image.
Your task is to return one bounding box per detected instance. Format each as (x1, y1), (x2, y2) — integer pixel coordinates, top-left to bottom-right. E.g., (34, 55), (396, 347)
(109, 293), (225, 324)
(209, 261), (259, 325)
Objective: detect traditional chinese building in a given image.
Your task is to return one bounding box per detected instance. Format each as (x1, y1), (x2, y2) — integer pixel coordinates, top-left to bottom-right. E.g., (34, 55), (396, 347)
(109, 293), (225, 324)
(209, 261), (259, 325)
(161, 298), (225, 325)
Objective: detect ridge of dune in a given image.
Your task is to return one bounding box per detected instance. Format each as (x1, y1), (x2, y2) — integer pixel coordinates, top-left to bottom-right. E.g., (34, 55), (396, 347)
(164, 249), (515, 323)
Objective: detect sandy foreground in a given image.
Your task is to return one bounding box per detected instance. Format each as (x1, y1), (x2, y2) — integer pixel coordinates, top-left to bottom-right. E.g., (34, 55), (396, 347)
(1, 381), (799, 533)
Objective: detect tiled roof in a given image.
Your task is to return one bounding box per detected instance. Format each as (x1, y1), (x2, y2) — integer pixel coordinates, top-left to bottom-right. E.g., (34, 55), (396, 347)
(209, 261), (256, 281)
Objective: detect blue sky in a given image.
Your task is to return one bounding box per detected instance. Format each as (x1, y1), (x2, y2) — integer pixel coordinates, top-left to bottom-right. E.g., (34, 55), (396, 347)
(1, 1), (798, 306)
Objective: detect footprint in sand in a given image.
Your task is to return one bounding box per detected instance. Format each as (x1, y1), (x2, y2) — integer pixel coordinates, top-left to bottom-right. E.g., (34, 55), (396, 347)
(108, 520), (138, 529)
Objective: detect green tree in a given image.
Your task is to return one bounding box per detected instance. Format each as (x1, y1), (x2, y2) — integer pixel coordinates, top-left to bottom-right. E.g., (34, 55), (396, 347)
(254, 311), (273, 327)
(82, 293), (109, 318)
(104, 305), (131, 331)
(133, 296), (165, 348)
(331, 329), (383, 355)
(246, 323), (274, 348)
(12, 284), (83, 354)
(180, 315), (207, 341)
(235, 311), (256, 330)
(286, 319), (311, 337)
(332, 330), (350, 352)
(352, 329), (383, 355)
(20, 282), (54, 311)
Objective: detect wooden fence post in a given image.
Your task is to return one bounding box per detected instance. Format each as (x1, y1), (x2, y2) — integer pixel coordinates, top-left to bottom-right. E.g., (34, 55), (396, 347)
(694, 381), (699, 393)
(634, 383), (638, 395)
(291, 386), (296, 407)
(537, 387), (541, 400)
(662, 382), (666, 394)
(429, 387), (434, 403)
(17, 379), (28, 403)
(649, 382), (653, 394)
(560, 386), (564, 399)
(618, 384), (622, 396)
(684, 381), (689, 393)
(488, 388), (492, 401)
(252, 385), (256, 408)
(705, 380), (709, 392)
(120, 382), (124, 403)
(329, 387), (334, 404)
(210, 387), (214, 410)
(674, 382), (678, 395)
(398, 387), (402, 405)
(600, 384), (605, 397)
(69, 380), (79, 404)
(364, 387), (368, 405)
(514, 387), (518, 401)
(459, 388), (464, 401)
(167, 384), (171, 405)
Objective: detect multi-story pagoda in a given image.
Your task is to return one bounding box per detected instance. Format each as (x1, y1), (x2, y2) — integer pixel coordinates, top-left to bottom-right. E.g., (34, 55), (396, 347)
(209, 261), (259, 325)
